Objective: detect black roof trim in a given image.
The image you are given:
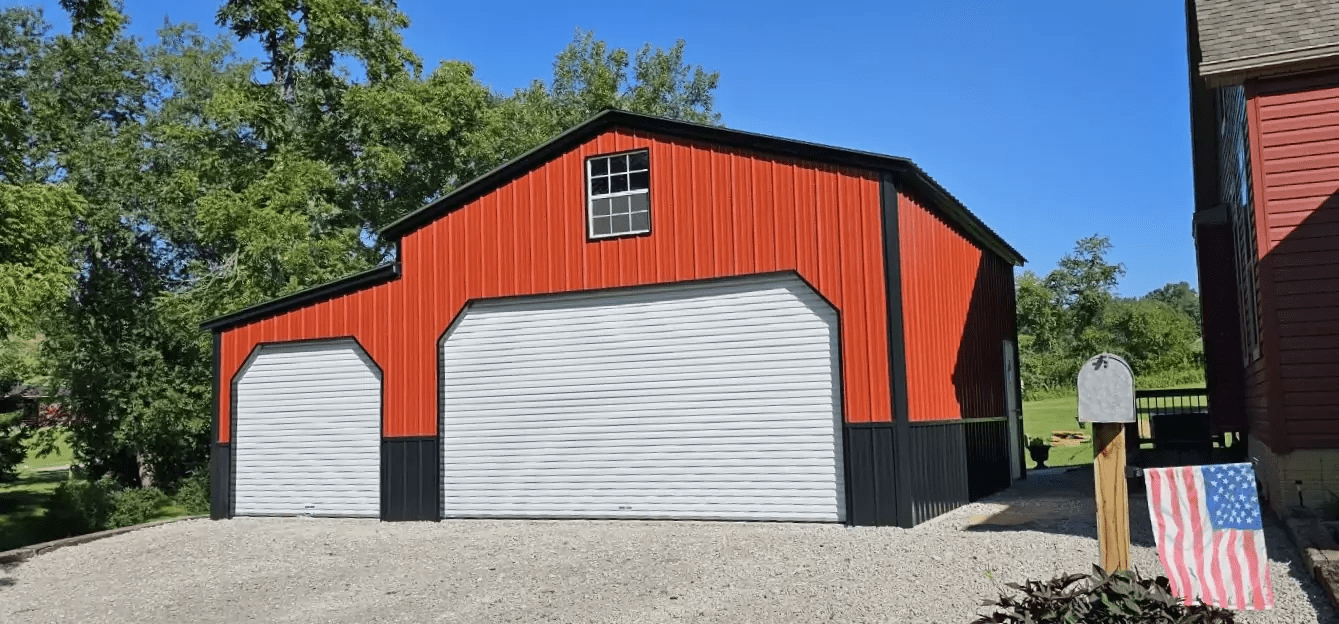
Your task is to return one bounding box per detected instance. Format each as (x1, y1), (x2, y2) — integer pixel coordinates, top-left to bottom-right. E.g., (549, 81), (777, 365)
(380, 110), (1025, 266)
(200, 262), (402, 332)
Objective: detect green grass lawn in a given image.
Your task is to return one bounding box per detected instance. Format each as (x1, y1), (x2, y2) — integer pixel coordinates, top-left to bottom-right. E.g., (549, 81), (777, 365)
(1022, 382), (1205, 470)
(19, 430), (72, 472)
(0, 469), (66, 551)
(0, 429), (191, 552)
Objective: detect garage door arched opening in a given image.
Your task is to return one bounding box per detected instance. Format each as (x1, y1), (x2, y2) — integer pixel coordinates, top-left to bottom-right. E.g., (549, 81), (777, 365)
(231, 338), (382, 518)
(438, 273), (845, 522)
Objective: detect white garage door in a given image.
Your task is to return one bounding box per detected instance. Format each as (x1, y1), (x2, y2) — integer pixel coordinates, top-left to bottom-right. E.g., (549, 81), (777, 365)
(233, 340), (381, 517)
(441, 274), (844, 521)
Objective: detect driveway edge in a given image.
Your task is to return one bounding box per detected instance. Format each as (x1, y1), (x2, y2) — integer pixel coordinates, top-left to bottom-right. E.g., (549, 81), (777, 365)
(1282, 513), (1339, 614)
(0, 515), (206, 565)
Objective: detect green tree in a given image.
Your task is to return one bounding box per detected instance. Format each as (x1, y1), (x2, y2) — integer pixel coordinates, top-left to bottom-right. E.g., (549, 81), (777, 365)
(0, 184), (83, 341)
(1145, 281), (1201, 326)
(9, 0), (723, 488)
(215, 0), (419, 103)
(479, 30), (721, 167)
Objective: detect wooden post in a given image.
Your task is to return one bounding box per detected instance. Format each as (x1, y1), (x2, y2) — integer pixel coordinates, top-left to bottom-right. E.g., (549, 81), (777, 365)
(1093, 422), (1130, 572)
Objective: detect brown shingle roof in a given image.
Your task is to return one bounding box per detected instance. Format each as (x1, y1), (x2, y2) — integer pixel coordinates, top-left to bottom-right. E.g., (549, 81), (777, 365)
(1194, 0), (1339, 80)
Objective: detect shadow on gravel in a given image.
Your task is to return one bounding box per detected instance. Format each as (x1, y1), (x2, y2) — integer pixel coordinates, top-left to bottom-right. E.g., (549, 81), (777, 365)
(0, 561), (19, 588)
(963, 466), (1155, 548)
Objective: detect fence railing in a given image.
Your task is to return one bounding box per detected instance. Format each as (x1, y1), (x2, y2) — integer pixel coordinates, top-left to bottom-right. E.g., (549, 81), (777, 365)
(1131, 388), (1211, 451)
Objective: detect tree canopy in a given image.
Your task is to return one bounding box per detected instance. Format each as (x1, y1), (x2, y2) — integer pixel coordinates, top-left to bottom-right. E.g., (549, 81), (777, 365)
(1016, 236), (1204, 399)
(0, 0), (722, 485)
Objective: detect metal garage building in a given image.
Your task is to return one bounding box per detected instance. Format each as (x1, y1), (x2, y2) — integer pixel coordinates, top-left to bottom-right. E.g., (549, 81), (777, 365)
(203, 111), (1026, 528)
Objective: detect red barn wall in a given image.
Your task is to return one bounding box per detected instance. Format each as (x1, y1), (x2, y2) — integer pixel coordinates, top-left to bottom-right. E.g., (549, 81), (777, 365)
(218, 128), (892, 441)
(1246, 70), (1339, 450)
(897, 189), (1017, 422)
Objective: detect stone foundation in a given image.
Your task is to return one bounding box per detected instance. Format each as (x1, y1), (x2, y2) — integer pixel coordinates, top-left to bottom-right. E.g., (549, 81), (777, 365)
(1249, 435), (1339, 513)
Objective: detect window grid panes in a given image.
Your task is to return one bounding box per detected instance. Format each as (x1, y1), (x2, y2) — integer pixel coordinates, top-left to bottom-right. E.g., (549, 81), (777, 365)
(588, 151), (650, 238)
(1216, 86), (1263, 365)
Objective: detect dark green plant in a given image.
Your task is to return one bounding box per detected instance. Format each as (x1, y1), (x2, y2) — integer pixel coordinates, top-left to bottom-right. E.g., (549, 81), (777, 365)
(108, 486), (168, 528)
(47, 477), (173, 535)
(46, 477), (119, 535)
(172, 469), (210, 515)
(1026, 436), (1050, 451)
(974, 566), (1236, 623)
(0, 412), (26, 482)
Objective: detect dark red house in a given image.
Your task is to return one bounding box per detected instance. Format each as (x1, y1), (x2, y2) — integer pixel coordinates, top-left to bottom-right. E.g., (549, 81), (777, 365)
(1187, 0), (1339, 512)
(203, 111), (1025, 527)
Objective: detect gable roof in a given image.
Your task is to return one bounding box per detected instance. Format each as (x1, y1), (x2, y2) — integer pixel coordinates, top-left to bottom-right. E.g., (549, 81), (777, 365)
(203, 111), (1023, 332)
(381, 110), (1024, 266)
(1192, 0), (1339, 82)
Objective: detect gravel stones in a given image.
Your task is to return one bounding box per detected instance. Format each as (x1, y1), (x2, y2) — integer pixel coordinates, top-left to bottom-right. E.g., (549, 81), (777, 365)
(1, 471), (1335, 623)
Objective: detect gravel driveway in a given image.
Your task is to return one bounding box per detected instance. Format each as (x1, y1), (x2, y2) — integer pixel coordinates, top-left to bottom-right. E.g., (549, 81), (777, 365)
(2, 470), (1336, 623)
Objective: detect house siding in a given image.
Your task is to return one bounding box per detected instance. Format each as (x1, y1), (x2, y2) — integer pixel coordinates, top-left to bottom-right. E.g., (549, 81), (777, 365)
(217, 128), (892, 440)
(897, 189), (1016, 422)
(1246, 69), (1339, 451)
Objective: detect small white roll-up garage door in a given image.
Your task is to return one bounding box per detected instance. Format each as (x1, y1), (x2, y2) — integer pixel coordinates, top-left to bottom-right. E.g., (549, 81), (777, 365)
(233, 340), (381, 517)
(440, 274), (844, 521)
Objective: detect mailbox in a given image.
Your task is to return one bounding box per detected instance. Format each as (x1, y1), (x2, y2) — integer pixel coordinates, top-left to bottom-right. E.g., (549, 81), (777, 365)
(1077, 353), (1135, 424)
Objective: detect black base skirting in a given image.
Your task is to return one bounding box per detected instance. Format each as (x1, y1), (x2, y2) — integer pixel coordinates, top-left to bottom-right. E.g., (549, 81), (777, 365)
(210, 443), (231, 520)
(381, 437), (440, 521)
(843, 423), (899, 526)
(965, 419), (1012, 500)
(907, 421), (970, 525)
(901, 418), (1013, 526)
(845, 419), (1014, 527)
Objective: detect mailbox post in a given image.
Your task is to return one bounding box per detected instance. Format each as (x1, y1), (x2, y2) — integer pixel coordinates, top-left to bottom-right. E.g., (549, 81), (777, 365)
(1077, 353), (1135, 572)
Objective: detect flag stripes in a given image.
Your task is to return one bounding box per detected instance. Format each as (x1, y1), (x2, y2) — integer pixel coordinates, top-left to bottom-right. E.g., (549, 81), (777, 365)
(1144, 464), (1273, 611)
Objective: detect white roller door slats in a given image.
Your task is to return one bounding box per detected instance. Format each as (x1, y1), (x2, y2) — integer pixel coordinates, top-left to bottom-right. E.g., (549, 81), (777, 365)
(441, 274), (845, 521)
(233, 340), (381, 517)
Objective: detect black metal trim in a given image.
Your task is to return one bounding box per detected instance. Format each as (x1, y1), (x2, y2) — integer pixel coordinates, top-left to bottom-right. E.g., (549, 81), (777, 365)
(910, 416), (1008, 425)
(879, 173), (916, 528)
(209, 332), (228, 519)
(200, 263), (402, 332)
(228, 337), (384, 519)
(584, 148), (653, 243)
(381, 437), (440, 521)
(842, 421), (898, 526)
(378, 110), (1024, 266)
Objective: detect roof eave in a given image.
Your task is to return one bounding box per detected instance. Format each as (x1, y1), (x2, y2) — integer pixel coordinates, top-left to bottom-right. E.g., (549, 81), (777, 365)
(1200, 44), (1339, 86)
(200, 262), (402, 332)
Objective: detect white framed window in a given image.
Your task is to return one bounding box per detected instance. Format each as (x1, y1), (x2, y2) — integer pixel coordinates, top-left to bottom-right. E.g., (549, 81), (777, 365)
(587, 150), (650, 239)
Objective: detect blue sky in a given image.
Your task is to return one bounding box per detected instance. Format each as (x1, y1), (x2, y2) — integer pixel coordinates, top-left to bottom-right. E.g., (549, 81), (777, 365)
(33, 0), (1194, 296)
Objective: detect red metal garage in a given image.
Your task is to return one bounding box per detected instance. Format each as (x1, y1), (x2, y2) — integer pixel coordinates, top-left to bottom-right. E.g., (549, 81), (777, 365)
(203, 111), (1025, 527)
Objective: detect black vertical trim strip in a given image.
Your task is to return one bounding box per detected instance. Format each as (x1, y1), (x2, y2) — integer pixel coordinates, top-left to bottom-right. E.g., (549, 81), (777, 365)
(873, 426), (898, 522)
(210, 332), (229, 520)
(880, 173), (915, 528)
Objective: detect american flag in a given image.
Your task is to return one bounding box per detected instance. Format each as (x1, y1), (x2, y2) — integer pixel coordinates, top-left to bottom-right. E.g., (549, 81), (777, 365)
(1144, 463), (1275, 610)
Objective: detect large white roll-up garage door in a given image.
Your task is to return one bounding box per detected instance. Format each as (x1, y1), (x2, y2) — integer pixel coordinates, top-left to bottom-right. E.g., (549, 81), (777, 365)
(440, 274), (844, 521)
(233, 340), (381, 517)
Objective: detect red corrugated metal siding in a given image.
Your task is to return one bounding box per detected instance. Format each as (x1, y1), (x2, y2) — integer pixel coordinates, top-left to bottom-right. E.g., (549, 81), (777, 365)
(218, 129), (891, 441)
(897, 189), (1016, 422)
(1247, 70), (1339, 450)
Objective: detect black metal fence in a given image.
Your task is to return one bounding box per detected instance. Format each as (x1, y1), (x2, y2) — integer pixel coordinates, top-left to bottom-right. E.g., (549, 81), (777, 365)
(1131, 388), (1211, 452)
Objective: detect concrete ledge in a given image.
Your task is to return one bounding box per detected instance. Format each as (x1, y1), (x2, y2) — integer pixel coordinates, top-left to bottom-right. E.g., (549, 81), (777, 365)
(1284, 513), (1339, 615)
(0, 515), (205, 565)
